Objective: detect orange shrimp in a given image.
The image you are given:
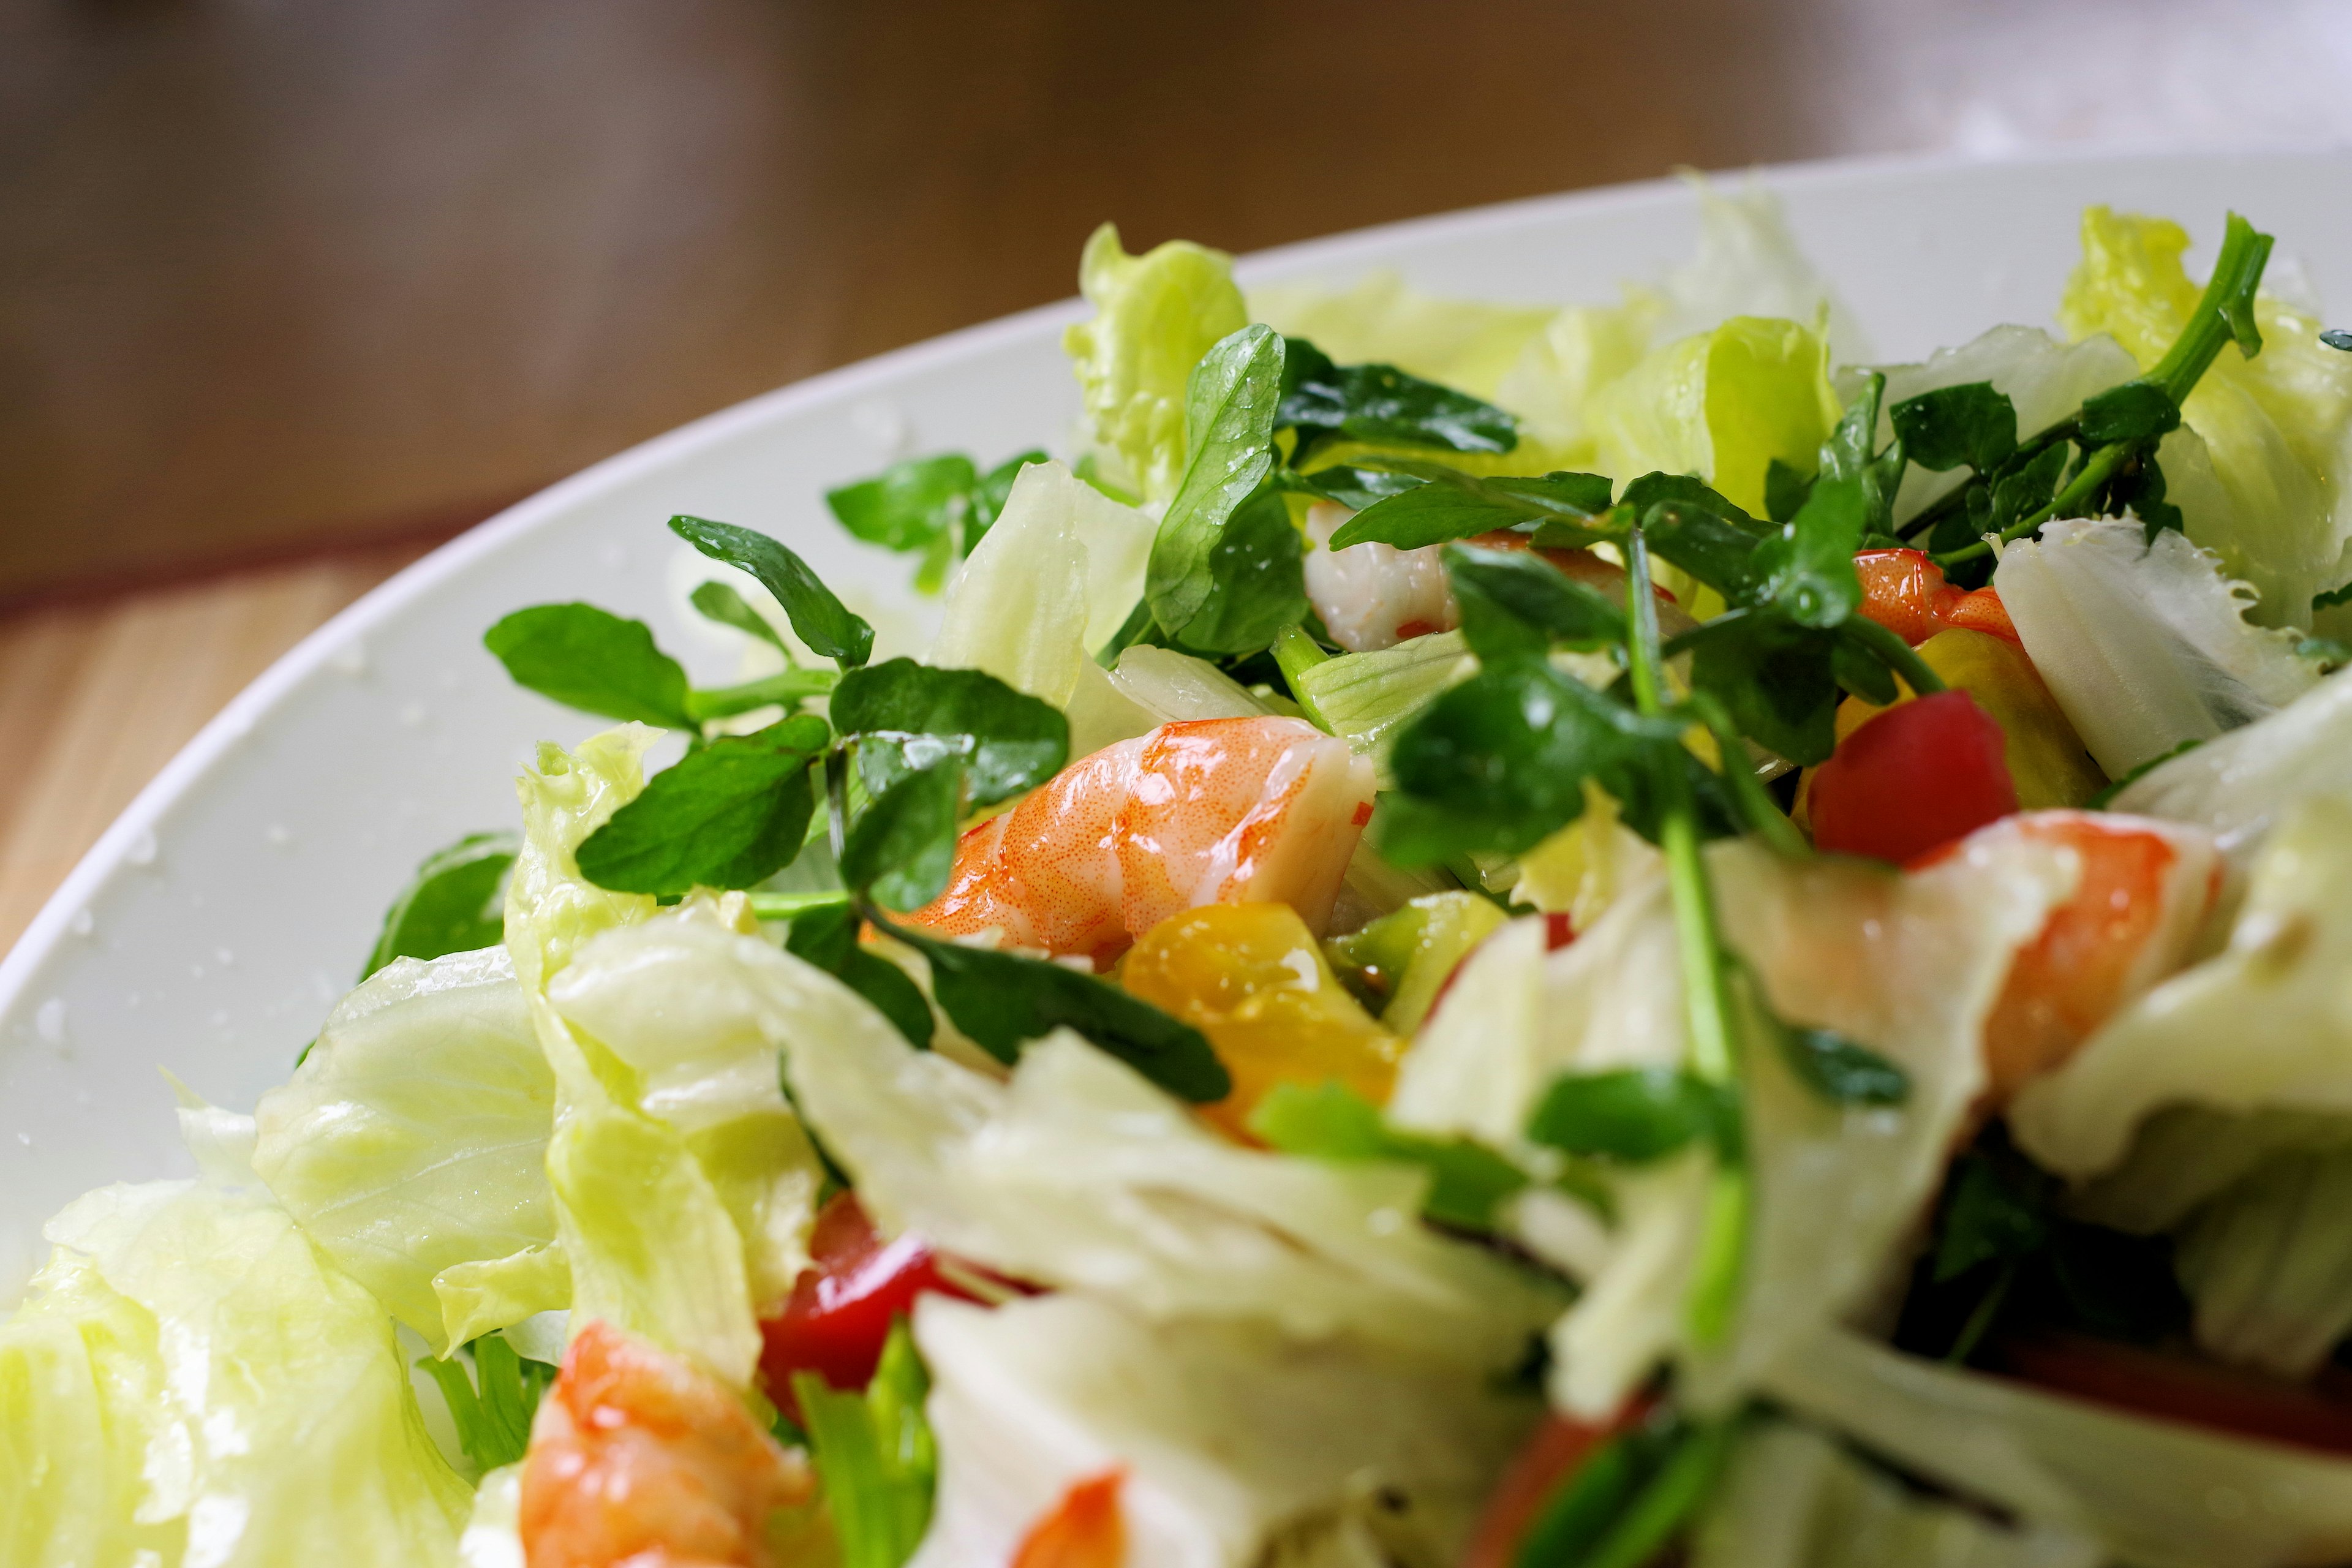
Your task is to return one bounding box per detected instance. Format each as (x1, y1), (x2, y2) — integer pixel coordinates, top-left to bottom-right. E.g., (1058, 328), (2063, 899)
(520, 1319), (812, 1568)
(1938, 811), (2220, 1102)
(1011, 1468), (1126, 1568)
(908, 715), (1376, 967)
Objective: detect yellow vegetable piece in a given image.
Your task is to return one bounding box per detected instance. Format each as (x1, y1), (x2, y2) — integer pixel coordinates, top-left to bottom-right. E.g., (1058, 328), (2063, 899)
(1800, 629), (2106, 823)
(1124, 903), (1403, 1142)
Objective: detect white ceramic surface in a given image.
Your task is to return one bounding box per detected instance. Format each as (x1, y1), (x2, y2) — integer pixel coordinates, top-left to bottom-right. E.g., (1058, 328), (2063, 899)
(5, 148), (2348, 1296)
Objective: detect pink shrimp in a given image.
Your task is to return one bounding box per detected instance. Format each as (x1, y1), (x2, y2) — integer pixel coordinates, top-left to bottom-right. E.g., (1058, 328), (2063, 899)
(520, 1319), (812, 1568)
(907, 715), (1376, 967)
(1934, 810), (2222, 1102)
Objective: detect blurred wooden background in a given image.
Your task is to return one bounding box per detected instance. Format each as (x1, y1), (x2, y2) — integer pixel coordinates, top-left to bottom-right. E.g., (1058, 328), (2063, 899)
(2, 0), (2349, 946)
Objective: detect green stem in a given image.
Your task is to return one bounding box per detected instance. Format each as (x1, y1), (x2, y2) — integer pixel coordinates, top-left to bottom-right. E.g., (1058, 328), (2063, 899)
(1930, 442), (2130, 569)
(1685, 693), (1810, 858)
(1581, 1418), (1741, 1568)
(1947, 1257), (2020, 1366)
(747, 889), (851, 921)
(1272, 624), (1336, 732)
(1838, 614), (1947, 695)
(1094, 598), (1158, 668)
(1896, 415), (2080, 542)
(685, 666), (839, 723)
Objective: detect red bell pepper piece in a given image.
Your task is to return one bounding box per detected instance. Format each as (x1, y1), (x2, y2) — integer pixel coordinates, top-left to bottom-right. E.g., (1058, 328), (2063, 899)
(1809, 690), (2018, 864)
(758, 1191), (977, 1418)
(1854, 548), (2019, 647)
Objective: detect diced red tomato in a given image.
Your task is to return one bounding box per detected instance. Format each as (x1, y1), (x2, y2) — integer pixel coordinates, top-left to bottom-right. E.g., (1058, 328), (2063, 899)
(1809, 690), (2018, 863)
(2000, 1333), (2352, 1456)
(758, 1193), (977, 1419)
(1855, 548), (2019, 647)
(1011, 1469), (1126, 1568)
(1544, 912), (1576, 950)
(1460, 1406), (1642, 1568)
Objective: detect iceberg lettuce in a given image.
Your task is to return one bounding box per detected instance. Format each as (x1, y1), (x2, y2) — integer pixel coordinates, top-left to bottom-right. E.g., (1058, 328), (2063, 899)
(1994, 518), (2321, 777)
(1065, 225), (1249, 504)
(908, 1292), (1538, 1568)
(2109, 669), (2352, 870)
(251, 946), (560, 1354)
(2060, 207), (2352, 624)
(2170, 1144), (2352, 1378)
(1, 1182), (470, 1566)
(1292, 630), (1479, 787)
(1250, 269), (1558, 403)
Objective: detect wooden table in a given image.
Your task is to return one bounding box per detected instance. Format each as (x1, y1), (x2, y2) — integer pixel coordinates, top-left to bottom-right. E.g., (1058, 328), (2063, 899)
(4, 0), (2344, 950)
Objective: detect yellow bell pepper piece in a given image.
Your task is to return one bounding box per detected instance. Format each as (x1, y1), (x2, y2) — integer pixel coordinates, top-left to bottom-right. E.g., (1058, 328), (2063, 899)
(1124, 903), (1402, 1142)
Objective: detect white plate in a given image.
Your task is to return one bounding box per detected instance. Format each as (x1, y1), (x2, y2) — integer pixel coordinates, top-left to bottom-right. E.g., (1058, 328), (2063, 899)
(4, 148), (2348, 1296)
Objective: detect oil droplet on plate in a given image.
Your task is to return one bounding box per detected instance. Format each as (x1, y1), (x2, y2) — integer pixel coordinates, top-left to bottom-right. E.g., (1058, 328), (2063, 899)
(34, 998), (65, 1045)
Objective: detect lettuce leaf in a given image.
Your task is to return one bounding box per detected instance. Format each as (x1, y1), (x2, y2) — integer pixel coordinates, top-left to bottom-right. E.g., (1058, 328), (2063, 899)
(907, 1292), (1539, 1568)
(1292, 629), (1479, 787)
(1248, 270), (1556, 403)
(2109, 668), (2352, 869)
(1064, 225), (1249, 504)
(1389, 828), (2071, 1417)
(2, 1182), (470, 1566)
(251, 946), (560, 1354)
(456, 1464), (524, 1568)
(1994, 518), (2321, 777)
(1689, 1418), (2100, 1568)
(1767, 1324), (2352, 1568)
(2060, 207), (2352, 625)
(2170, 1142), (2352, 1378)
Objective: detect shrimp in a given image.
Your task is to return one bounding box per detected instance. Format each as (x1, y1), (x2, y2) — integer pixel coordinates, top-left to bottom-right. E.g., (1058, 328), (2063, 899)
(520, 1319), (812, 1568)
(1011, 1469), (1126, 1568)
(1958, 810), (2221, 1101)
(907, 715), (1376, 966)
(1303, 500), (1683, 652)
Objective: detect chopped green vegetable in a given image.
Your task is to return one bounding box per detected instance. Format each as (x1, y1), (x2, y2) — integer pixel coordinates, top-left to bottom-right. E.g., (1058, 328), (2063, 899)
(794, 1319), (937, 1568)
(574, 715), (829, 895)
(413, 1335), (556, 1474)
(361, 831), (518, 980)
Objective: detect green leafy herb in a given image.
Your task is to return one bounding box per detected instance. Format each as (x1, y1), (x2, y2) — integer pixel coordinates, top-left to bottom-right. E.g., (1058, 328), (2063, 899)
(840, 760), (963, 913)
(1443, 543), (1626, 664)
(1776, 1023), (1907, 1105)
(1525, 1067), (1738, 1164)
(784, 900), (934, 1050)
(794, 1319), (935, 1568)
(1933, 1148), (2052, 1283)
(671, 514), (875, 668)
(1748, 474), (1866, 629)
(1889, 382), (2018, 475)
(1762, 458), (1812, 526)
(413, 1335), (555, 1474)
(1688, 614), (1839, 764)
(2078, 380), (2182, 445)
(1276, 336), (1518, 465)
(1173, 482), (1310, 655)
(1329, 464), (1613, 551)
(830, 658), (1069, 806)
(1145, 323), (1289, 644)
(1513, 1408), (1736, 1568)
(575, 715), (829, 895)
(825, 450), (1042, 592)
(1275, 463), (1430, 510)
(361, 831), (518, 981)
(484, 603), (696, 729)
(690, 579), (792, 655)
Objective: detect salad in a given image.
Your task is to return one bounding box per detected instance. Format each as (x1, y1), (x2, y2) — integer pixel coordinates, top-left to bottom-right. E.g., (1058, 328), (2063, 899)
(8, 184), (2352, 1568)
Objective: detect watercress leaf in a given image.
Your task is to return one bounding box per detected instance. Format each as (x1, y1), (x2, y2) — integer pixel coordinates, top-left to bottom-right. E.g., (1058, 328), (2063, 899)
(1780, 1025), (1909, 1106)
(1146, 323), (1287, 636)
(1932, 1148), (2051, 1281)
(1443, 543), (1627, 663)
(824, 453), (980, 554)
(1817, 369), (1885, 483)
(1638, 503), (1761, 601)
(2322, 329), (2352, 352)
(1525, 1067), (1734, 1163)
(575, 714), (829, 895)
(784, 901), (935, 1050)
(1330, 466), (1612, 551)
(793, 1323), (935, 1568)
(671, 514), (875, 668)
(1249, 1079), (1552, 1231)
(1763, 458), (1812, 525)
(1747, 474), (1865, 628)
(2108, 448), (2186, 542)
(1619, 473), (1758, 532)
(1830, 630), (1900, 707)
(415, 1335), (555, 1474)
(484, 603), (696, 728)
(689, 580), (791, 655)
(1278, 337), (1519, 459)
(829, 658), (1069, 807)
(1379, 661), (1654, 863)
(1275, 464), (1430, 510)
(1889, 382), (2019, 474)
(2078, 380), (2182, 445)
(363, 831), (518, 981)
(880, 919), (1229, 1101)
(1172, 482), (1310, 656)
(1689, 612), (1840, 764)
(840, 758), (963, 913)
(1989, 440), (2071, 533)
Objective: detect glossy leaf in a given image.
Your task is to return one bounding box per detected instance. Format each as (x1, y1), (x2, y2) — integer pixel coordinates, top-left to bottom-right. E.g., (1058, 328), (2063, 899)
(575, 714), (828, 894)
(1145, 323), (1287, 638)
(840, 758), (963, 913)
(361, 831), (518, 981)
(690, 579), (790, 654)
(1330, 464), (1613, 551)
(1890, 381), (2019, 474)
(1747, 475), (1866, 628)
(484, 603), (695, 728)
(671, 514), (875, 668)
(1443, 543), (1626, 664)
(2079, 380), (2183, 445)
(1173, 483), (1310, 656)
(1525, 1067), (1738, 1164)
(1276, 336), (1518, 463)
(783, 901), (935, 1050)
(829, 658), (1069, 807)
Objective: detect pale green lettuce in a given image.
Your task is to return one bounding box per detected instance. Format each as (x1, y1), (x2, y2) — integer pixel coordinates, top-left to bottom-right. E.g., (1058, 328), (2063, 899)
(251, 946), (562, 1355)
(1292, 630), (1479, 787)
(2109, 668), (2352, 869)
(1, 1182), (470, 1567)
(2061, 207), (2352, 624)
(1064, 224), (1249, 504)
(1250, 268), (1557, 402)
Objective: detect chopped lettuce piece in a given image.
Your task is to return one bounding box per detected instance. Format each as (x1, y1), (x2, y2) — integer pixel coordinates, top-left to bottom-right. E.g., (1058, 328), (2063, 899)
(1994, 518), (2321, 777)
(2170, 1142), (2352, 1378)
(1767, 1325), (2352, 1568)
(2, 1182), (469, 1566)
(1064, 225), (1249, 504)
(1512, 782), (1664, 935)
(907, 1292), (1538, 1568)
(1389, 828), (2070, 1417)
(2061, 207), (2352, 625)
(2109, 668), (2352, 869)
(1103, 643), (1270, 722)
(1292, 629), (1479, 786)
(1689, 1418), (2100, 1568)
(504, 724), (663, 999)
(1248, 270), (1556, 402)
(2011, 794), (2352, 1179)
(251, 946), (560, 1354)
(1323, 889), (1507, 1036)
(1588, 315), (1844, 519)
(796, 1318), (935, 1568)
